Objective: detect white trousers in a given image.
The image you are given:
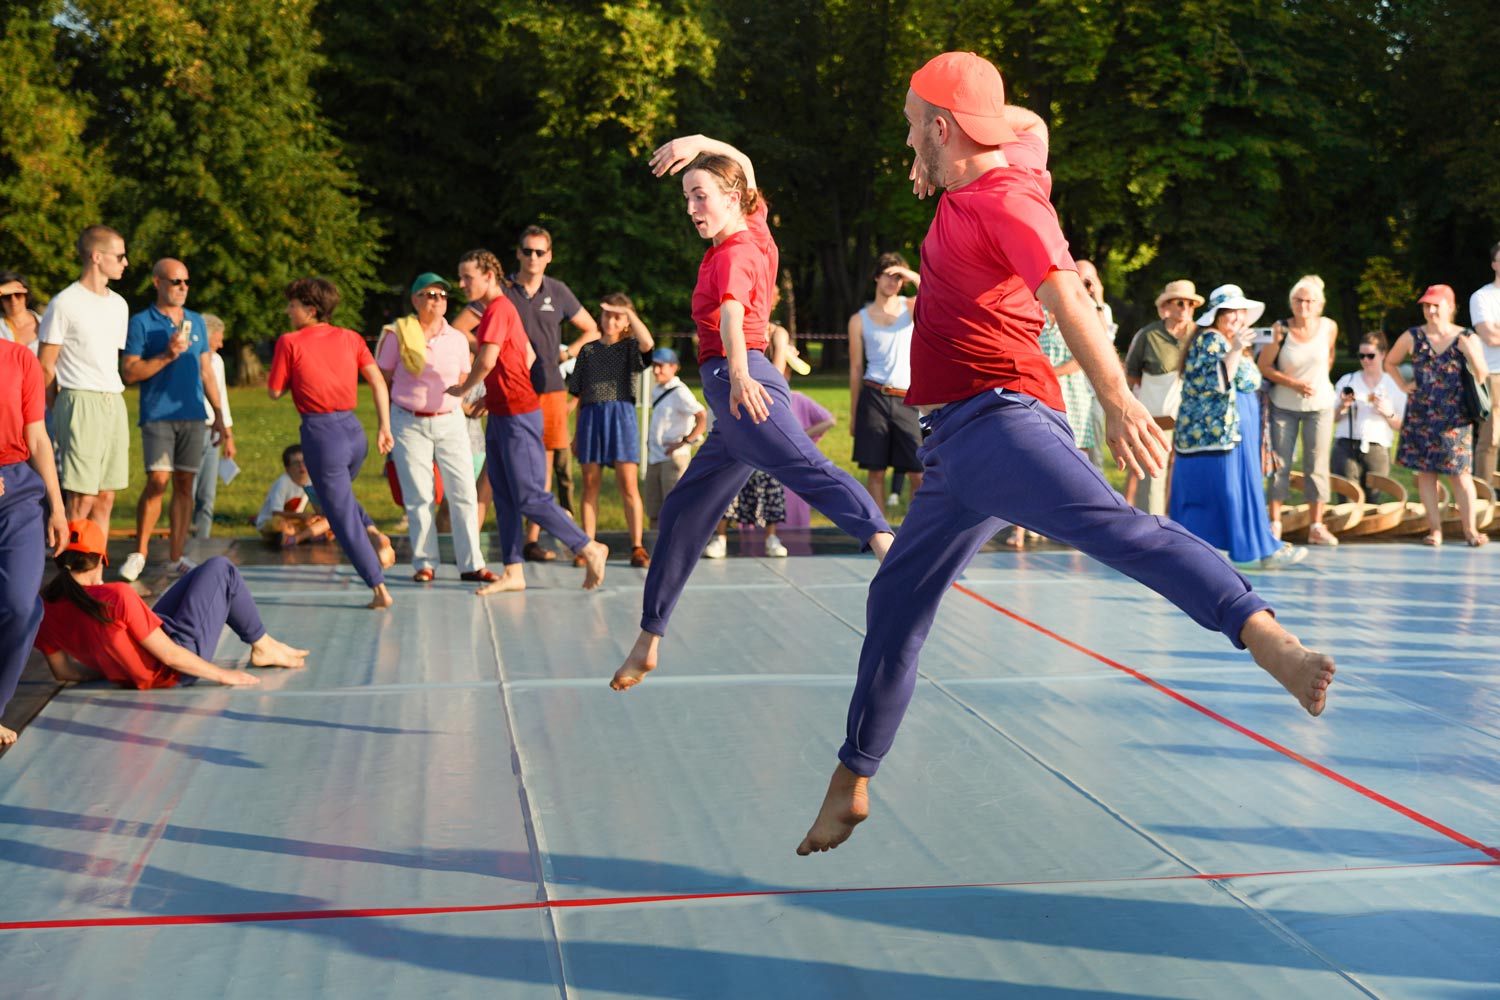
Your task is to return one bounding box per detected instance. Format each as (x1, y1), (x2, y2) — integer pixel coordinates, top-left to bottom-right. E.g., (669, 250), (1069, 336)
(391, 407), (483, 572)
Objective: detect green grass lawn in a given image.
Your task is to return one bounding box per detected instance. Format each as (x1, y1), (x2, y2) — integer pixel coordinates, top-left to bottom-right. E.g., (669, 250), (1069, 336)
(113, 374), (1416, 538)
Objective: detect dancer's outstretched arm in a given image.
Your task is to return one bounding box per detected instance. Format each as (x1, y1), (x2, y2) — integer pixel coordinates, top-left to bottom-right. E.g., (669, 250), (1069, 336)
(649, 134), (757, 191)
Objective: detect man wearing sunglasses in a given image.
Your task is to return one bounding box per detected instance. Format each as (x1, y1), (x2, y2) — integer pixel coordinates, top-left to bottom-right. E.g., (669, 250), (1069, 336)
(118, 259), (229, 582)
(504, 225), (600, 562)
(38, 225), (133, 539)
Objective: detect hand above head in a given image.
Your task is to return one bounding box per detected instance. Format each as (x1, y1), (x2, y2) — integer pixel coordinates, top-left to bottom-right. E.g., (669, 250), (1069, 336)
(649, 135), (708, 177)
(599, 302), (634, 316)
(884, 266), (921, 286)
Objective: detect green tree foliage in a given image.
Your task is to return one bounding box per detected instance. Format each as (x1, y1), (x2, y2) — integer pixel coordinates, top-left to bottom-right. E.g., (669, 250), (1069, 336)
(0, 2), (110, 298)
(58, 0), (381, 338)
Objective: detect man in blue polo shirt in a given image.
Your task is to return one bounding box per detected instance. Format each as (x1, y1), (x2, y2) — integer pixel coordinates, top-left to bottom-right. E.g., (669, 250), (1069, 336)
(504, 224), (600, 562)
(118, 258), (229, 581)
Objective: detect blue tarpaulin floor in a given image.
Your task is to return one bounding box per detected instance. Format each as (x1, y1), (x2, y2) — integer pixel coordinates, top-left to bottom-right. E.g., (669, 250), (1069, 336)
(2, 535), (1497, 998)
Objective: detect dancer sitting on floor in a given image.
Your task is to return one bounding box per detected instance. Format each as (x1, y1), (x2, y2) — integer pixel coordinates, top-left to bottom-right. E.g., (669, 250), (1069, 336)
(796, 52), (1335, 857)
(268, 277), (398, 609)
(445, 248), (608, 594)
(610, 134), (894, 690)
(36, 521), (307, 689)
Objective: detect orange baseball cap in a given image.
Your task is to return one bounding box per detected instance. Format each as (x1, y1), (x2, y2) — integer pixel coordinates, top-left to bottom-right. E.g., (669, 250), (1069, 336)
(63, 519), (109, 565)
(1417, 284), (1455, 307)
(910, 51), (1018, 146)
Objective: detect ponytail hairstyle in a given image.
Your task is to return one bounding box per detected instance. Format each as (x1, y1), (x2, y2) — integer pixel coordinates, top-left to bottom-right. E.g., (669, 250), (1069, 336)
(457, 248), (508, 288)
(684, 153), (763, 216)
(41, 551), (114, 625)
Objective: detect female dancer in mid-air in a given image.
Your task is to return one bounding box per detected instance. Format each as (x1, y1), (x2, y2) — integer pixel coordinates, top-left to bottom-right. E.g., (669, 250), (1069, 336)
(610, 135), (894, 690)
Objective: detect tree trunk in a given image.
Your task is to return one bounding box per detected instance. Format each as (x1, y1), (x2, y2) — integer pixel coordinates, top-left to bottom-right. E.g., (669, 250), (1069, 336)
(236, 343), (267, 386)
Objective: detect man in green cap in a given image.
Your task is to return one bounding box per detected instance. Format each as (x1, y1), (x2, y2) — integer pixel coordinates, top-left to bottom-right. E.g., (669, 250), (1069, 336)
(374, 272), (495, 583)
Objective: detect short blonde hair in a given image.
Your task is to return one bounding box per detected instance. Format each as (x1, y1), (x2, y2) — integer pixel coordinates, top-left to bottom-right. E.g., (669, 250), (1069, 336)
(1288, 274), (1325, 307)
(201, 313), (225, 335)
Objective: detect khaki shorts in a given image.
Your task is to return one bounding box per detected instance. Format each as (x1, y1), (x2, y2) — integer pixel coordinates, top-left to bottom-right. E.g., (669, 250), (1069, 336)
(644, 450), (692, 519)
(539, 391), (570, 450)
(55, 388), (130, 495)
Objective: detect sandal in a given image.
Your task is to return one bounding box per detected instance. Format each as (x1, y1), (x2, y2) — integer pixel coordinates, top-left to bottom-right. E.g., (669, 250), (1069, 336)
(412, 568), (435, 583)
(630, 546), (651, 568)
(1422, 530), (1443, 547)
(523, 541), (556, 562)
(1467, 534), (1490, 547)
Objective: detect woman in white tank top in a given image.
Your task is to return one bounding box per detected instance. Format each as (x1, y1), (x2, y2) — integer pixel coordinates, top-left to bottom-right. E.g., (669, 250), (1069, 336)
(847, 252), (924, 505)
(1257, 274), (1338, 545)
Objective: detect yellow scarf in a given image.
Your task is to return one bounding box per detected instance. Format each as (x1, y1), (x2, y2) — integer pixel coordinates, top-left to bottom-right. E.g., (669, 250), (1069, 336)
(392, 314), (427, 376)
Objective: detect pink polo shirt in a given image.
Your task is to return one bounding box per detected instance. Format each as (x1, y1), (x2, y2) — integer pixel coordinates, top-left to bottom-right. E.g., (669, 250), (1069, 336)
(376, 320), (472, 416)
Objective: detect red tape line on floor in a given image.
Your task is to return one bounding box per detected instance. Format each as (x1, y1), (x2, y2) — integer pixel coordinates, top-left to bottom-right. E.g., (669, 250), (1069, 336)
(1, 859), (1494, 931)
(952, 583), (1500, 863)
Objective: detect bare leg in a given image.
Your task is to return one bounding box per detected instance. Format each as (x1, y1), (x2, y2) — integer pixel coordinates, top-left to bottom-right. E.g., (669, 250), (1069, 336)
(168, 470), (195, 562)
(1309, 499), (1326, 531)
(580, 463), (602, 540)
(796, 763), (869, 855)
(476, 563), (527, 595)
(868, 530), (894, 562)
(1268, 498), (1283, 526)
(0, 723), (15, 746)
(1416, 471), (1442, 541)
(250, 634), (310, 668)
(133, 472), (170, 557)
(865, 468), (886, 505)
(1451, 472), (1487, 544)
(610, 629), (659, 690)
(475, 460), (492, 533)
(367, 583), (394, 610)
(618, 462), (644, 549)
(366, 525), (397, 568)
(1239, 609), (1335, 716)
(1123, 471), (1140, 506)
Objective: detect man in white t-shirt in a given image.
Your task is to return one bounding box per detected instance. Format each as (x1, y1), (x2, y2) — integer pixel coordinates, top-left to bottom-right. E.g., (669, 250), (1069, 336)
(644, 348), (706, 528)
(38, 225), (132, 534)
(1469, 240), (1500, 484)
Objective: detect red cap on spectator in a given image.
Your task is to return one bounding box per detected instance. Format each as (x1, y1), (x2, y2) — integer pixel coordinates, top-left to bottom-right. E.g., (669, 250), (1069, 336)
(1417, 284), (1455, 307)
(63, 519), (109, 565)
(910, 52), (1018, 146)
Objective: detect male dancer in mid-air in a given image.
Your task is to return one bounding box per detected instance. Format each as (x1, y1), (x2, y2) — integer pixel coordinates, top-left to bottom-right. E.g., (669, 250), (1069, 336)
(796, 51), (1335, 856)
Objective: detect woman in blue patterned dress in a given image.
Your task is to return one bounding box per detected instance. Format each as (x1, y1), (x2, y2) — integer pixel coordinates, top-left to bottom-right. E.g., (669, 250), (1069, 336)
(1170, 285), (1306, 570)
(1387, 284), (1490, 546)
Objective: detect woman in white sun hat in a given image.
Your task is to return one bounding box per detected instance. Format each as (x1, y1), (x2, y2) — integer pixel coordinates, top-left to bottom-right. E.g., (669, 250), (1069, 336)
(1170, 284), (1307, 570)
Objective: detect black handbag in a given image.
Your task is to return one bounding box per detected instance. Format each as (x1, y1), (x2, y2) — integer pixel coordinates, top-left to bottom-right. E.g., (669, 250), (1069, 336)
(1458, 329), (1491, 427)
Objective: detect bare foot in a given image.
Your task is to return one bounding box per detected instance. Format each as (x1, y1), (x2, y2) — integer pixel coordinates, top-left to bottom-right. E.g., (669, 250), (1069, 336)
(610, 630), (659, 691)
(0, 723), (16, 747)
(869, 531), (895, 563)
(369, 528), (397, 568)
(250, 635), (309, 669)
(367, 584), (394, 610)
(797, 763), (869, 855)
(1241, 611), (1335, 716)
(580, 541), (608, 590)
(477, 565), (527, 595)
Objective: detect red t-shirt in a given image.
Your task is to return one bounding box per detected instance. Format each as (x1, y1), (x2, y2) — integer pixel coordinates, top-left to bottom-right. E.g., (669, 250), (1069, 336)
(907, 159), (1075, 410)
(35, 585), (180, 690)
(267, 324), (376, 414)
(691, 201), (778, 364)
(0, 340), (44, 466)
(476, 296), (540, 416)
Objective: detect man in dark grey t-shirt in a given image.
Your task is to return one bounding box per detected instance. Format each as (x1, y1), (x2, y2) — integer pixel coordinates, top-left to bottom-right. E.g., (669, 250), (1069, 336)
(504, 225), (600, 561)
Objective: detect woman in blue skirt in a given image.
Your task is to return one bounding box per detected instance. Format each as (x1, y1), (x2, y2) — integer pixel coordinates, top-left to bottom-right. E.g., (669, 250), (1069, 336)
(1170, 284), (1306, 570)
(568, 293), (654, 567)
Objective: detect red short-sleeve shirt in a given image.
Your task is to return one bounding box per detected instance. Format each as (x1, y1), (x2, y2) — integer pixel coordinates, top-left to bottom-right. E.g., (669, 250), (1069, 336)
(267, 324), (376, 414)
(0, 340), (44, 466)
(476, 296), (540, 416)
(907, 162), (1075, 410)
(35, 585), (180, 690)
(691, 201), (778, 364)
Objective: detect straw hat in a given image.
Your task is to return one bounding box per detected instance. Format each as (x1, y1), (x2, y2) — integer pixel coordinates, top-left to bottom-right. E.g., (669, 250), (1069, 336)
(1154, 279), (1204, 308)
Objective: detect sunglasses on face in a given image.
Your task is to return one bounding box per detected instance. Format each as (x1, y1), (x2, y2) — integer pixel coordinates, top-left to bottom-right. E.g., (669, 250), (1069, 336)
(519, 247), (548, 258)
(0, 292), (25, 300)
(419, 290), (448, 300)
(1359, 352), (1378, 359)
(163, 278), (189, 287)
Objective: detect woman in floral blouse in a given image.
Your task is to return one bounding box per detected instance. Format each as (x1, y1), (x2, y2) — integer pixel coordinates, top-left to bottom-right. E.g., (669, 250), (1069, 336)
(1169, 285), (1307, 570)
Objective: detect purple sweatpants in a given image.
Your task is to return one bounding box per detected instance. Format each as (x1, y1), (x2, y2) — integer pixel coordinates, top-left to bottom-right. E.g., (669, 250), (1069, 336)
(840, 388), (1272, 778)
(641, 352), (890, 635)
(300, 411), (383, 588)
(0, 461), (46, 715)
(153, 556), (266, 658)
(485, 409), (590, 566)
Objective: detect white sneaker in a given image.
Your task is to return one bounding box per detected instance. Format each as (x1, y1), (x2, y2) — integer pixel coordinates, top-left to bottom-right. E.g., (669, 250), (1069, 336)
(118, 552), (146, 582)
(171, 556), (198, 574)
(703, 535), (727, 559)
(1258, 544), (1308, 570)
(765, 535), (788, 558)
(1307, 523), (1340, 546)
(886, 492), (900, 509)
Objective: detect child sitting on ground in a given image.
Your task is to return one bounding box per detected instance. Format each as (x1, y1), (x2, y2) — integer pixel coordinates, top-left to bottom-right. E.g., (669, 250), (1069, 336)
(255, 444), (331, 546)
